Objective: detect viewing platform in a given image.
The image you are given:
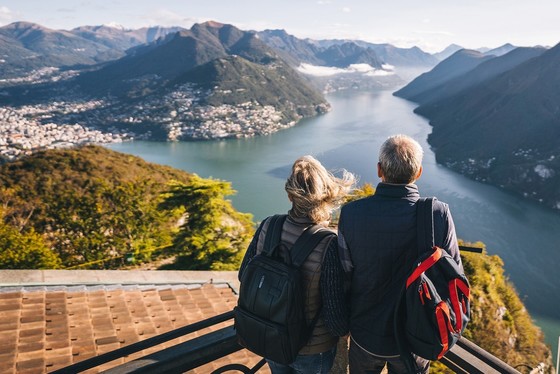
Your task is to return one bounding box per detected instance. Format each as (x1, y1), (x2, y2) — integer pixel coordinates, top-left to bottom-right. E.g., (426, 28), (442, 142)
(0, 270), (545, 373)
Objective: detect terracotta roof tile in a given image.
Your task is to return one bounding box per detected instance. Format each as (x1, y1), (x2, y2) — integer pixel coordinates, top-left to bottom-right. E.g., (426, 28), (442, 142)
(0, 271), (271, 374)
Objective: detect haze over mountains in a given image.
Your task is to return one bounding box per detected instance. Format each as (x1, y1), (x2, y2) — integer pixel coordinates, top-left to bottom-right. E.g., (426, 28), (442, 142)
(396, 42), (560, 210)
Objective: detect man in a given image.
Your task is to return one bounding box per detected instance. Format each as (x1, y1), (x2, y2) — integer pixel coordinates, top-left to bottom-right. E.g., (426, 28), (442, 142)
(338, 134), (463, 374)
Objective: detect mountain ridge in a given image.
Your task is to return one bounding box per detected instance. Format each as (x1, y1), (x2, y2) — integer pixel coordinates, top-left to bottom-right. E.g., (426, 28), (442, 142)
(406, 46), (546, 105)
(410, 42), (560, 210)
(394, 49), (494, 100)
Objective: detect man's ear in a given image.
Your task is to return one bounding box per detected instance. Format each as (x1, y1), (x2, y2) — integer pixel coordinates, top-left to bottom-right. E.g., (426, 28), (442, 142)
(415, 166), (423, 181)
(377, 162), (383, 179)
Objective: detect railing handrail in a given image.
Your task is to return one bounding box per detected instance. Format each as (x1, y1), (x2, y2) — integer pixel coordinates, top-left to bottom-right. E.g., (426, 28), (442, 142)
(442, 338), (521, 374)
(51, 311), (235, 374)
(52, 310), (528, 374)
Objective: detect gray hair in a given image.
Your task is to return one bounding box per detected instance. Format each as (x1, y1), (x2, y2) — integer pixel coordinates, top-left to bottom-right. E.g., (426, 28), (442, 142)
(379, 134), (424, 184)
(285, 155), (356, 223)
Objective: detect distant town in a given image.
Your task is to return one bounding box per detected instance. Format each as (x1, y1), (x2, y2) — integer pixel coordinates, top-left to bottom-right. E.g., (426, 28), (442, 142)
(0, 72), (306, 161)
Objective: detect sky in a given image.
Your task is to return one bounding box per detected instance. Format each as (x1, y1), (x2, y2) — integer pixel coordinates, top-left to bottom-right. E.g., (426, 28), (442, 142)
(1, 0), (559, 53)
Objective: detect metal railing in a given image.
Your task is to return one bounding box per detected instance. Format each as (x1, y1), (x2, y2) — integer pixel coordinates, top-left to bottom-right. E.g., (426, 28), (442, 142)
(52, 310), (528, 374)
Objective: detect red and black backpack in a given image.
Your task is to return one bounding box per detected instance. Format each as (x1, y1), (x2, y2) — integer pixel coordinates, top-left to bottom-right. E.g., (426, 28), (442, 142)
(395, 198), (471, 371)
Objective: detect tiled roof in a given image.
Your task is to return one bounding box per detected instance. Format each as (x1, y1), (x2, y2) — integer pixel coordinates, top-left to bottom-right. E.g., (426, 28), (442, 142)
(0, 270), (270, 374)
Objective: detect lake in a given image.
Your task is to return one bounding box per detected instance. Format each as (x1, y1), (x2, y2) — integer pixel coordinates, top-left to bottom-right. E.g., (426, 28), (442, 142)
(108, 89), (560, 354)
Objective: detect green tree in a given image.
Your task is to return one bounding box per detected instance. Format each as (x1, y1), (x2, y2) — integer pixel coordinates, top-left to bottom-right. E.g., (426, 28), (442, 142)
(45, 179), (176, 268)
(160, 176), (254, 270)
(0, 209), (61, 269)
(102, 180), (175, 262)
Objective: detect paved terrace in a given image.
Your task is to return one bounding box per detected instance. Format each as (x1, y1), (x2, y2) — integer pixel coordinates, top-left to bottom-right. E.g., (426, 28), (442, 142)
(0, 270), (268, 374)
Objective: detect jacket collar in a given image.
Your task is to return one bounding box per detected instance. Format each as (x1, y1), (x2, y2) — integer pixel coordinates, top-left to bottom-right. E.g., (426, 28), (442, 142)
(375, 182), (420, 199)
(287, 213), (328, 227)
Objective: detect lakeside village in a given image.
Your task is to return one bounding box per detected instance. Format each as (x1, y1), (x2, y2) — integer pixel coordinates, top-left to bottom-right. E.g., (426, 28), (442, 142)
(0, 72), (309, 161)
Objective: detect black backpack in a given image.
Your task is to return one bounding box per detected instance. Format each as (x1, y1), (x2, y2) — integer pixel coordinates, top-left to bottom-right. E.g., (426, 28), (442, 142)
(234, 214), (335, 365)
(395, 198), (471, 369)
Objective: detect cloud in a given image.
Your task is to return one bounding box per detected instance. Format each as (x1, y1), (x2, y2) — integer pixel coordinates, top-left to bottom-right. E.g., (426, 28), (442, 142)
(103, 22), (127, 30)
(297, 63), (394, 77)
(0, 6), (14, 24)
(142, 8), (203, 27)
(57, 8), (76, 13)
(317, 0), (332, 4)
(342, 7), (351, 13)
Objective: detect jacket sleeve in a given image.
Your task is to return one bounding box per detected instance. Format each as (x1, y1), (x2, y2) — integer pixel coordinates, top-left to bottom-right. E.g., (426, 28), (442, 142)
(434, 202), (463, 270)
(320, 236), (350, 336)
(337, 212), (354, 274)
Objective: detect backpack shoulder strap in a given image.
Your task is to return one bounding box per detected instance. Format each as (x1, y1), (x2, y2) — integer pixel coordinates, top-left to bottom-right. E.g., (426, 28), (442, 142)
(291, 225), (335, 267)
(262, 214), (287, 256)
(416, 197), (435, 257)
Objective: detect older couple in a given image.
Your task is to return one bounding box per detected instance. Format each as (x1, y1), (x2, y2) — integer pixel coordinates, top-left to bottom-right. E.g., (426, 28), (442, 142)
(239, 134), (462, 374)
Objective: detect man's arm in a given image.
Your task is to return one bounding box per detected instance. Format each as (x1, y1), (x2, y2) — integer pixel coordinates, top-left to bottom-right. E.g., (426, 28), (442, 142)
(435, 202), (462, 269)
(320, 237), (349, 336)
(337, 214), (354, 274)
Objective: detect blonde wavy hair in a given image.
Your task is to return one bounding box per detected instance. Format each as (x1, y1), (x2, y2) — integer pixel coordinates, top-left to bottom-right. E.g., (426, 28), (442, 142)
(285, 155), (356, 223)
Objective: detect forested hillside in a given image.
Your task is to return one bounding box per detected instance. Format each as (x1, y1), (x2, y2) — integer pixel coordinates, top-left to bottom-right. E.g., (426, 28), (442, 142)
(443, 242), (553, 372)
(0, 145), (254, 269)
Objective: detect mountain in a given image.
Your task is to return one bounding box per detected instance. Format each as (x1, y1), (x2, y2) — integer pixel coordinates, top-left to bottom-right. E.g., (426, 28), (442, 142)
(316, 42), (383, 68)
(66, 22), (328, 139)
(77, 22), (324, 107)
(0, 22), (122, 77)
(70, 25), (184, 51)
(255, 30), (404, 92)
(482, 43), (517, 56)
(76, 21), (283, 94)
(257, 30), (383, 68)
(433, 43), (464, 60)
(256, 29), (322, 66)
(415, 42), (560, 209)
(177, 55), (326, 119)
(393, 49), (494, 100)
(405, 46), (546, 105)
(310, 38), (438, 67)
(0, 22), (184, 80)
(0, 31), (40, 78)
(352, 42), (438, 67)
(257, 30), (437, 68)
(0, 21), (328, 142)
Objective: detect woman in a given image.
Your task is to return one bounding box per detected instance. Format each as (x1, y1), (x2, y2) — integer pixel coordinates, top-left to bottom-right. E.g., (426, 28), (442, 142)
(239, 155), (355, 374)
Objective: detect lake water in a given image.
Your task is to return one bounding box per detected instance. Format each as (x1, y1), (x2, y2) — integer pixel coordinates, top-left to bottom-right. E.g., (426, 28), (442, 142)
(108, 89), (560, 355)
